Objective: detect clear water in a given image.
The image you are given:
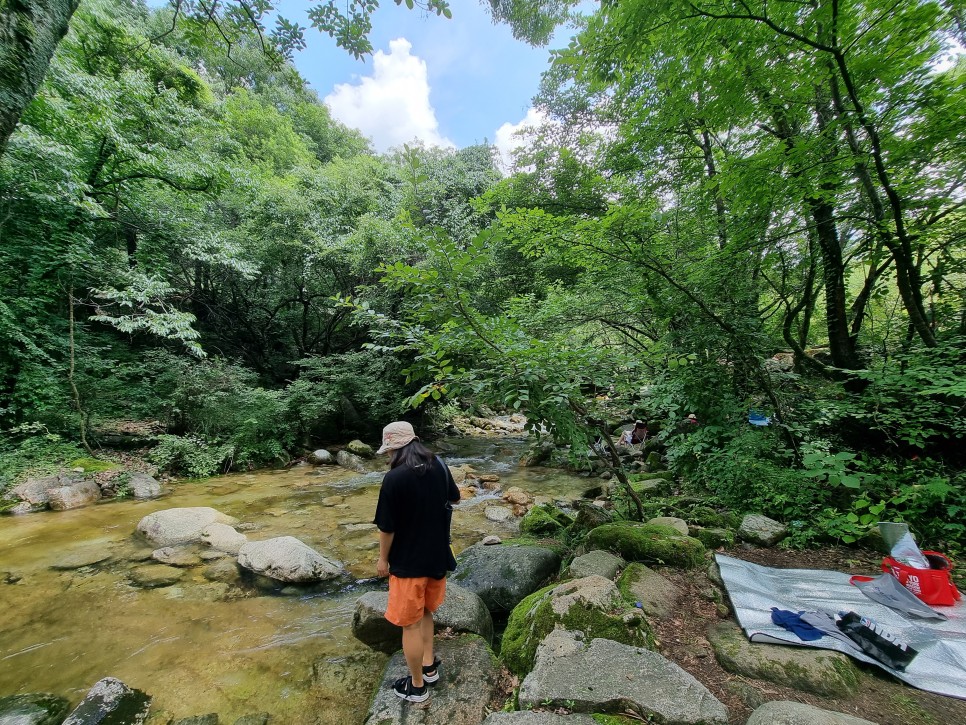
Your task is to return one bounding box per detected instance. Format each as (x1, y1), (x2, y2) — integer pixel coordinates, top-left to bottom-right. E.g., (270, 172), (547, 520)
(0, 436), (589, 723)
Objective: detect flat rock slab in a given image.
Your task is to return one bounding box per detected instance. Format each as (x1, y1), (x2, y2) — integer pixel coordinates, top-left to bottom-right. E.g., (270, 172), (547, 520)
(50, 547), (113, 570)
(363, 635), (498, 725)
(618, 563), (682, 620)
(519, 630), (728, 725)
(238, 536), (342, 583)
(152, 546), (203, 567)
(129, 565), (184, 588)
(482, 715), (597, 725)
(568, 550), (624, 580)
(707, 621), (859, 697)
(747, 701), (879, 725)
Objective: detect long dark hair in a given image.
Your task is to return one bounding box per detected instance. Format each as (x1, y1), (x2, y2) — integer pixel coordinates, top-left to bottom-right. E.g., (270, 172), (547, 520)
(389, 439), (436, 473)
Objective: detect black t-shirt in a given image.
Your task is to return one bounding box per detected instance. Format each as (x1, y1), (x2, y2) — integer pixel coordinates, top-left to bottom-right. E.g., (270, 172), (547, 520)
(373, 457), (460, 578)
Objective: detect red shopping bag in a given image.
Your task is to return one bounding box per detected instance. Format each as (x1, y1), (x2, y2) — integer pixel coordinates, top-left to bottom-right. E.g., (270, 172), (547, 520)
(882, 551), (962, 606)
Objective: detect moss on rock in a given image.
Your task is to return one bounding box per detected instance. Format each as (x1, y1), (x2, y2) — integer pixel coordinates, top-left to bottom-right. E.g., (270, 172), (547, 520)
(585, 523), (706, 569)
(693, 527), (736, 549)
(69, 458), (119, 473)
(521, 504), (574, 537)
(501, 578), (653, 676)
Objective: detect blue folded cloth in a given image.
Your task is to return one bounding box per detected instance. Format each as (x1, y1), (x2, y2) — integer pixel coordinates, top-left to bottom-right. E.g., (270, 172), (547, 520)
(771, 607), (824, 641)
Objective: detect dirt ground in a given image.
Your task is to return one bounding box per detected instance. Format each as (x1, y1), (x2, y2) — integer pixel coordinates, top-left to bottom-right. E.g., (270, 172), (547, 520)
(649, 544), (966, 725)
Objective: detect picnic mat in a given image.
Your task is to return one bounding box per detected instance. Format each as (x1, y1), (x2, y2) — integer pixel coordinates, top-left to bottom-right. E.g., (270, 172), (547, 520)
(715, 553), (966, 699)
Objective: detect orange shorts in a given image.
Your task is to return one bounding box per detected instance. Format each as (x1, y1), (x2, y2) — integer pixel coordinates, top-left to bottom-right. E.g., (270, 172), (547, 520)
(385, 575), (446, 627)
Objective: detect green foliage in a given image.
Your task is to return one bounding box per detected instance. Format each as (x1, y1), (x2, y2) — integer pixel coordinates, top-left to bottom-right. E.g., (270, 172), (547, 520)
(149, 434), (235, 478)
(0, 425), (85, 492)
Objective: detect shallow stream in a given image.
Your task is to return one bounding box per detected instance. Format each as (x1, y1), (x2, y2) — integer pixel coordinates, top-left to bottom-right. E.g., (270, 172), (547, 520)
(0, 436), (589, 723)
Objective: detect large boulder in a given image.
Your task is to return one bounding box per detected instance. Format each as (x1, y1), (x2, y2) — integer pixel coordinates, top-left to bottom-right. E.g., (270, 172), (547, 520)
(336, 449), (368, 473)
(62, 678), (151, 725)
(353, 582), (493, 653)
(5, 474), (79, 508)
(617, 562), (682, 621)
(346, 440), (375, 459)
(739, 514), (789, 546)
(237, 536), (342, 583)
(307, 449), (334, 465)
(746, 701), (879, 725)
(520, 504), (573, 537)
(501, 575), (653, 676)
(568, 550), (624, 580)
(128, 473), (161, 499)
(47, 481), (101, 510)
(451, 543), (560, 614)
(518, 630), (728, 724)
(0, 693), (70, 725)
(520, 439), (555, 467)
(585, 523), (706, 569)
(707, 621), (859, 697)
(200, 523), (248, 555)
(363, 635), (498, 725)
(137, 507), (238, 547)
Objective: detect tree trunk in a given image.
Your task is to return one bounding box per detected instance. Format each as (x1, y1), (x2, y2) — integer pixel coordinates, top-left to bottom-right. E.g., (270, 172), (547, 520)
(0, 0), (80, 157)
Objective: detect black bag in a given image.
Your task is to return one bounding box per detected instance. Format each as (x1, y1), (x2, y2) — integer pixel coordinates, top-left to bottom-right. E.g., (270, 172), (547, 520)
(836, 611), (918, 671)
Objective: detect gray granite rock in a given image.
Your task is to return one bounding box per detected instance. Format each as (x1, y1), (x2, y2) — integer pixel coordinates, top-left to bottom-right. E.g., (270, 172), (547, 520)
(336, 450), (368, 473)
(746, 701), (879, 725)
(482, 715), (597, 725)
(137, 507), (238, 547)
(48, 481), (101, 510)
(617, 562), (682, 620)
(352, 582), (493, 652)
(363, 635), (498, 725)
(62, 678), (151, 725)
(5, 475), (79, 508)
(127, 473), (161, 499)
(152, 546), (203, 567)
(519, 630), (728, 725)
(568, 550), (624, 580)
(50, 546), (113, 570)
(739, 514), (789, 547)
(237, 536), (342, 583)
(451, 543), (560, 614)
(307, 449), (334, 465)
(201, 523), (248, 555)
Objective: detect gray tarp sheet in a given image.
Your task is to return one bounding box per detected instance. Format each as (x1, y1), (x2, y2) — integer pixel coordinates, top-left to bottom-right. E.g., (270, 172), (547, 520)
(715, 553), (966, 699)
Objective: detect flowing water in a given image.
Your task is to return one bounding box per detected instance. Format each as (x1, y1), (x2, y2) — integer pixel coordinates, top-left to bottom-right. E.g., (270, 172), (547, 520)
(0, 436), (590, 723)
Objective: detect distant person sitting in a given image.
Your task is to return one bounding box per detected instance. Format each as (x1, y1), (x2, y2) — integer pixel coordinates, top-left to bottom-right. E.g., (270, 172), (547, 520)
(686, 413), (698, 425)
(630, 421), (648, 444)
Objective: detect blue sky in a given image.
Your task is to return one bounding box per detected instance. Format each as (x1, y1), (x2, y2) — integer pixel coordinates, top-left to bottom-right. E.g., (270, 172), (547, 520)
(272, 1), (567, 154)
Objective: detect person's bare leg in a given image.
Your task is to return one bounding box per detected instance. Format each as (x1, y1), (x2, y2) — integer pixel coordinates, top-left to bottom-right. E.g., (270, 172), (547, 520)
(421, 611), (435, 668)
(401, 618), (425, 687)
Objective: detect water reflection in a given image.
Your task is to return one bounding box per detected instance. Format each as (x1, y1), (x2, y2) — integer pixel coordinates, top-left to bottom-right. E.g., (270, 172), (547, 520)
(0, 435), (589, 722)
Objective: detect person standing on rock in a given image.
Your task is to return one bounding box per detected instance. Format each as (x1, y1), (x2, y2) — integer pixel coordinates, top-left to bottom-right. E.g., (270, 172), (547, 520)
(373, 421), (460, 703)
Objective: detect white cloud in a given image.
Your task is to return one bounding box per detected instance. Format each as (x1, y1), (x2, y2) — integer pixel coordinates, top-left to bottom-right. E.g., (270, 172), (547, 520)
(324, 38), (454, 153)
(493, 107), (549, 173)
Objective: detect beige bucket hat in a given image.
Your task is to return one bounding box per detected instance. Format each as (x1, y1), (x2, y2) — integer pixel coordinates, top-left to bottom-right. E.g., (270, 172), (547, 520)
(376, 421), (418, 454)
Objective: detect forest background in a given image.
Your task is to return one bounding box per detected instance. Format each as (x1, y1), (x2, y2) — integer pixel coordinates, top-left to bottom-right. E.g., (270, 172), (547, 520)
(1, 0), (964, 553)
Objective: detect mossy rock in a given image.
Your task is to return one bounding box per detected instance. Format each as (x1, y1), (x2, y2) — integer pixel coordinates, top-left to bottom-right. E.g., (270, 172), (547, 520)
(500, 536), (570, 557)
(69, 458), (119, 473)
(521, 504), (574, 537)
(682, 505), (733, 528)
(693, 527), (736, 549)
(630, 478), (671, 496)
(708, 620), (859, 697)
(568, 502), (616, 535)
(592, 716), (642, 725)
(585, 523), (707, 569)
(501, 576), (653, 676)
(644, 470), (674, 481)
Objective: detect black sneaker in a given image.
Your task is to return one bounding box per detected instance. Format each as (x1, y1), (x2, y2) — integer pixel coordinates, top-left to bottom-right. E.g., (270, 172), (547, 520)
(392, 675), (429, 703)
(422, 656), (441, 684)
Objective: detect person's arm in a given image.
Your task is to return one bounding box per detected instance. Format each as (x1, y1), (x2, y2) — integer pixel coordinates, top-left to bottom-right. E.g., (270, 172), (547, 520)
(377, 530), (394, 577)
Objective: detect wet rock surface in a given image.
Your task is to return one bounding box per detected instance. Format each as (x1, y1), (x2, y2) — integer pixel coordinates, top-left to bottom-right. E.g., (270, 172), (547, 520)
(451, 543), (560, 614)
(0, 693), (70, 725)
(62, 677), (151, 725)
(363, 635), (498, 725)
